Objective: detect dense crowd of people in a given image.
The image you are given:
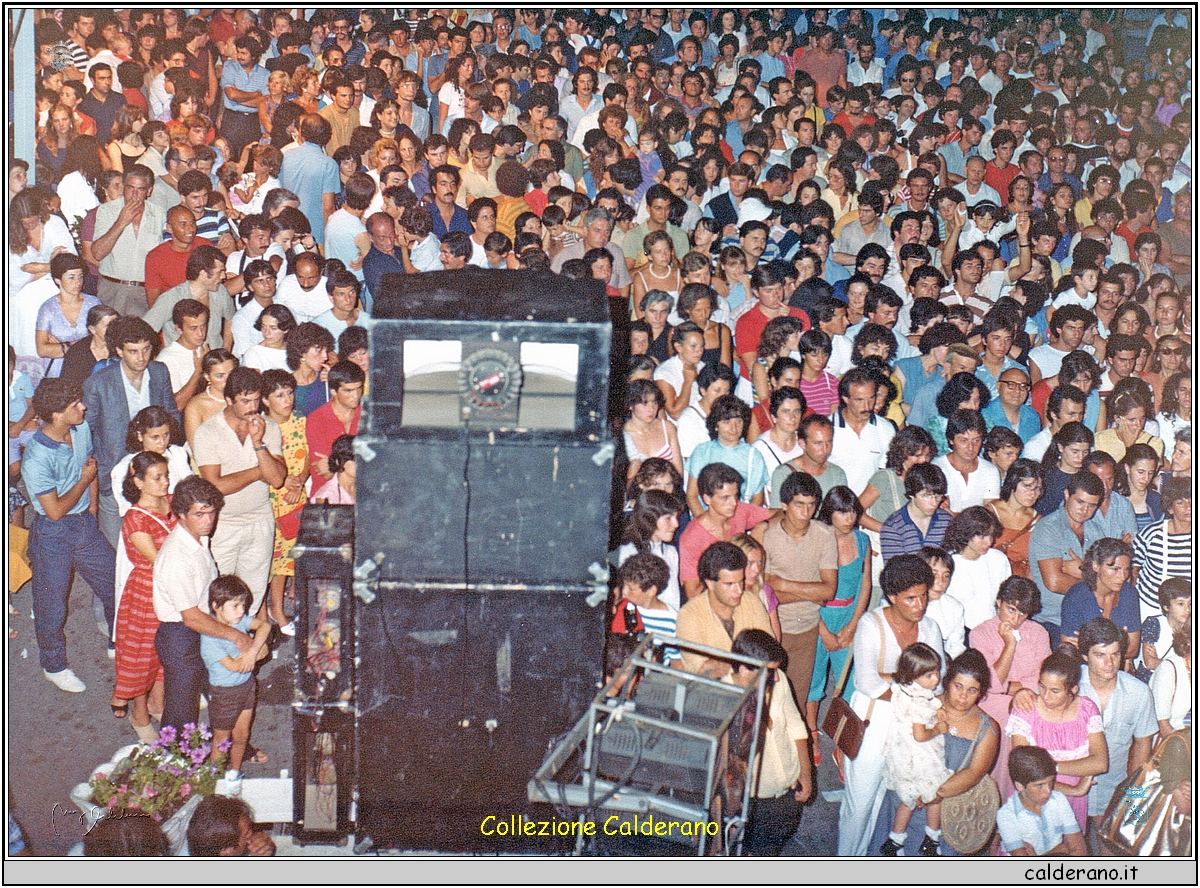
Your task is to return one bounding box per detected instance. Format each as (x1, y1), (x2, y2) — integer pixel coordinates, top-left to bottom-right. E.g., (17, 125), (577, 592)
(7, 7), (1192, 858)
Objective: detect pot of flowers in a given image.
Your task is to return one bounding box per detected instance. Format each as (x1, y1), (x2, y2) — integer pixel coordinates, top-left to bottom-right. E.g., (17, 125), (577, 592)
(72, 723), (230, 853)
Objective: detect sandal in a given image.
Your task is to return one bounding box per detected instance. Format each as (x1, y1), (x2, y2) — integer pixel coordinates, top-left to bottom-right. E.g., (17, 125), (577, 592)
(243, 745), (269, 765)
(111, 701), (129, 719)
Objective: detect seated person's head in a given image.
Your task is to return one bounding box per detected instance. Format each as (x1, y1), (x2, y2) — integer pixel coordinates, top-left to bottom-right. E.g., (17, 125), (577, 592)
(186, 795), (256, 856)
(83, 808), (170, 856)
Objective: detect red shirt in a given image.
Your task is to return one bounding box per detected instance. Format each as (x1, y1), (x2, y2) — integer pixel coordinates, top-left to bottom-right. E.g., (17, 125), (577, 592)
(143, 237), (213, 307)
(984, 161), (1020, 198)
(678, 502), (773, 582)
(830, 112), (877, 132)
(305, 400), (361, 488)
(734, 305), (811, 379)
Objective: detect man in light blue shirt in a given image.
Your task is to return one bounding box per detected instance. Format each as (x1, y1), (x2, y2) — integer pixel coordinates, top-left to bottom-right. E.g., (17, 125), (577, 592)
(21, 378), (116, 692)
(1083, 453), (1138, 541)
(1076, 618), (1157, 851)
(219, 35), (270, 163)
(1028, 473), (1105, 645)
(279, 115), (341, 245)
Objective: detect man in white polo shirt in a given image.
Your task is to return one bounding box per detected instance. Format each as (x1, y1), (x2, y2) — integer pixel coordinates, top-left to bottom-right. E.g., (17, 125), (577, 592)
(829, 367), (895, 496)
(153, 476), (254, 732)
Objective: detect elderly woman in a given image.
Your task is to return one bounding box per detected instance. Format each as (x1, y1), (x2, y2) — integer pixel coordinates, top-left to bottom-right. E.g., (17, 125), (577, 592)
(1008, 646), (1109, 831)
(1060, 538), (1141, 663)
(59, 304), (119, 388)
(837, 555), (945, 856)
(32, 251), (100, 382)
(970, 576), (1052, 804)
(943, 505), (1013, 634)
(868, 649), (1000, 856)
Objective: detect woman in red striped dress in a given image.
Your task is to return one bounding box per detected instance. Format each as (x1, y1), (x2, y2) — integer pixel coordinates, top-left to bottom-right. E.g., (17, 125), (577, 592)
(110, 452), (177, 744)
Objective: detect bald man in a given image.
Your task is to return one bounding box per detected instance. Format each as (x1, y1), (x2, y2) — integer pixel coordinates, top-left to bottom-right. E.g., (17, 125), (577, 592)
(144, 205), (214, 308)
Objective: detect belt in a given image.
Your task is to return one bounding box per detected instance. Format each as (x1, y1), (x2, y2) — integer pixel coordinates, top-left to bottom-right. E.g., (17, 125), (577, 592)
(825, 597), (856, 607)
(225, 107), (257, 115)
(101, 274), (144, 287)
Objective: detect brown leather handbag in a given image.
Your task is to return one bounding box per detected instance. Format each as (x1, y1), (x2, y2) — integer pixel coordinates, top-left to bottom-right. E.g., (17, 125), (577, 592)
(821, 612), (887, 760)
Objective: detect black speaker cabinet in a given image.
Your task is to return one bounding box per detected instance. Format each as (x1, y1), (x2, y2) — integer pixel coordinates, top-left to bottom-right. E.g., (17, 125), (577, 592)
(354, 435), (612, 585)
(353, 269), (612, 851)
(359, 268), (614, 583)
(354, 584), (603, 852)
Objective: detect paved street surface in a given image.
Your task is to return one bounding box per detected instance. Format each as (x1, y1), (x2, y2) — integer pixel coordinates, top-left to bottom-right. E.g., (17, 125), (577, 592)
(7, 572), (842, 857)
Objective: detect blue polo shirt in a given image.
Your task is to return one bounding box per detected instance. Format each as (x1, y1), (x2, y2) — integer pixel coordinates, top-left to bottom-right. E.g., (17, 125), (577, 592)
(220, 62), (270, 113)
(279, 142), (341, 245)
(1078, 666), (1158, 817)
(20, 423), (93, 517)
(1061, 580), (1142, 645)
(1027, 507), (1106, 627)
(982, 399), (1042, 444)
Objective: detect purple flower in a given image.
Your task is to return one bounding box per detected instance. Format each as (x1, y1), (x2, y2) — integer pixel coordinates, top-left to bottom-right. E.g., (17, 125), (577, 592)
(159, 725), (177, 743)
(217, 738), (232, 752)
(179, 783), (192, 798)
(182, 722), (196, 733)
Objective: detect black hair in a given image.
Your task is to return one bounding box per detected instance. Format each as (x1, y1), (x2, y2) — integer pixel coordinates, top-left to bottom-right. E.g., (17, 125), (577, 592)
(997, 575), (1042, 618)
(904, 462), (948, 499)
(731, 628), (788, 672)
(120, 451), (169, 506)
(626, 377), (665, 414)
(880, 554), (934, 603)
(705, 394), (750, 441)
(125, 405), (183, 453)
(1077, 616), (1128, 659)
(327, 359), (366, 392)
(328, 433), (356, 475)
(779, 471), (822, 506)
(169, 475), (224, 519)
(1080, 538), (1135, 591)
(944, 647), (991, 699)
(941, 506), (1003, 554)
(620, 552), (671, 598)
(697, 462), (743, 499)
(999, 458), (1043, 502)
(697, 540), (747, 584)
(885, 426), (936, 473)
(31, 377), (83, 423)
(936, 372), (990, 417)
(186, 795), (253, 857)
(1040, 644), (1083, 691)
(817, 485), (863, 525)
(622, 488), (685, 551)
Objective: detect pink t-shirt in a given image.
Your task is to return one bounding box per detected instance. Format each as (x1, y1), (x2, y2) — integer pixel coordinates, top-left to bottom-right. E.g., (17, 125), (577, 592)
(678, 502), (773, 581)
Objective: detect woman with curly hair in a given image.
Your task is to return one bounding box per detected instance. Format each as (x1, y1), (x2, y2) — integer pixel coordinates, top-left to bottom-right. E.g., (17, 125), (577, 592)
(1060, 538), (1140, 662)
(285, 322), (335, 418)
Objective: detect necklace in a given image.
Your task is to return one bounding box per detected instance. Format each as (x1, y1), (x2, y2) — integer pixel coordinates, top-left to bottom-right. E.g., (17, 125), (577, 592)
(204, 386), (224, 404)
(645, 264), (674, 280)
(942, 705), (971, 737)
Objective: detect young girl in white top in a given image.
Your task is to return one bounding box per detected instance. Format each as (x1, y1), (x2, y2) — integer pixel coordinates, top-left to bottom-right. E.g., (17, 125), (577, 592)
(881, 642), (953, 857)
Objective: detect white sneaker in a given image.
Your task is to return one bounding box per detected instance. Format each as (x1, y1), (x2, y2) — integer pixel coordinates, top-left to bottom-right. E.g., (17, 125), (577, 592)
(279, 621), (296, 637)
(44, 668), (86, 693)
(225, 770), (243, 797)
(107, 647), (116, 660)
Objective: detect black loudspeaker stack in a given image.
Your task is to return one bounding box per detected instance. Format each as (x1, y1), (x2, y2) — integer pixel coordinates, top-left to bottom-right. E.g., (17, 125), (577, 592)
(343, 268), (613, 852)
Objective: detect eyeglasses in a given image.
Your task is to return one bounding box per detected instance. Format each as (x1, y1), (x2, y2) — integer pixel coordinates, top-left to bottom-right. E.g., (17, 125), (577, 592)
(1160, 347), (1185, 356)
(999, 380), (1031, 391)
(900, 77), (917, 83)
(649, 13), (664, 21)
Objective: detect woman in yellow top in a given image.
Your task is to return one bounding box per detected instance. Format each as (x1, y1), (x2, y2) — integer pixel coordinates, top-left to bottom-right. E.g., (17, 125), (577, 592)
(1094, 392), (1164, 463)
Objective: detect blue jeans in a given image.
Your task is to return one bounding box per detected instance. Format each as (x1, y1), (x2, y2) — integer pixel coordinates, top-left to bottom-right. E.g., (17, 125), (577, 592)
(28, 511), (116, 673)
(155, 621), (205, 732)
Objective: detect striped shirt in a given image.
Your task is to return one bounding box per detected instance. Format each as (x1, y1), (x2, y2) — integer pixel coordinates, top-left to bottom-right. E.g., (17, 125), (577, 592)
(879, 505), (952, 563)
(638, 605), (680, 664)
(1132, 520), (1192, 623)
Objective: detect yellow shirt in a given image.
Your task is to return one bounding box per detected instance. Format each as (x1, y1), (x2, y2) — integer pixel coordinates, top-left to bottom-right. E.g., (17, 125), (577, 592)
(676, 589), (772, 676)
